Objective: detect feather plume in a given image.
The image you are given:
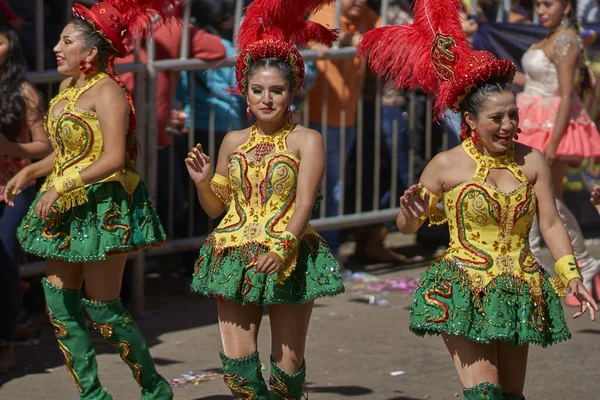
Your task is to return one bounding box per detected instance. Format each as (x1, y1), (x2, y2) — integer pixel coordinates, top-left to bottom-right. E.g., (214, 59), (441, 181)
(236, 0), (338, 51)
(108, 0), (184, 43)
(358, 0), (478, 116)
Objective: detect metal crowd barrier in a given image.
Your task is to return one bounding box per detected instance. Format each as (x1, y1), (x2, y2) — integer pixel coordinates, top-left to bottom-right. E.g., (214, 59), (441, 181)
(21, 0), (519, 316)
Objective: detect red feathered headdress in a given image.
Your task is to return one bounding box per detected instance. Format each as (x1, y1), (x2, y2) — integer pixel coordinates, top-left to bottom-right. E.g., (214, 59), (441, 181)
(357, 0), (515, 118)
(234, 0), (339, 94)
(72, 0), (183, 57)
(72, 0), (184, 161)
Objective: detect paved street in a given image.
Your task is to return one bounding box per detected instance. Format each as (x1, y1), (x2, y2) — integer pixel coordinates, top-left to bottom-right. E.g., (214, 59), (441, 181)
(2, 234), (599, 399)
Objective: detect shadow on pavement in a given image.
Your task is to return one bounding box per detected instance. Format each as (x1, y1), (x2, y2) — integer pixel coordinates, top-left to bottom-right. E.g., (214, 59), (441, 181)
(308, 384), (374, 396)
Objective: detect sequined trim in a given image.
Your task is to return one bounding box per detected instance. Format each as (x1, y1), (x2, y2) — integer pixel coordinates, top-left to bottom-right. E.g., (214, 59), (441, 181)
(210, 173), (232, 206)
(410, 258), (572, 347)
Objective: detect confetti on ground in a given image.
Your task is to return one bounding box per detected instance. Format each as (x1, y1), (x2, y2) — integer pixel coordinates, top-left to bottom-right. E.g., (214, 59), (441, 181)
(389, 370), (405, 376)
(348, 271), (420, 294)
(365, 277), (420, 294)
(169, 369), (222, 388)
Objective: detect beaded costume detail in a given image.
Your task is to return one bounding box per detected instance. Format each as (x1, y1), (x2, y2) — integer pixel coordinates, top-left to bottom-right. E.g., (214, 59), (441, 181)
(410, 138), (571, 346)
(17, 74), (166, 262)
(41, 73), (139, 211)
(193, 122), (344, 304)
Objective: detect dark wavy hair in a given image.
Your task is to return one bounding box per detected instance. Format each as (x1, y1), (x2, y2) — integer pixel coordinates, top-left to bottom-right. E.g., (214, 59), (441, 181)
(0, 27), (28, 142)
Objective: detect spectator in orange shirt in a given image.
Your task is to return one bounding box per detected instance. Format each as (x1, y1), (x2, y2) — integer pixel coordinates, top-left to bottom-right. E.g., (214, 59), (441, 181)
(117, 18), (226, 232)
(308, 0), (379, 260)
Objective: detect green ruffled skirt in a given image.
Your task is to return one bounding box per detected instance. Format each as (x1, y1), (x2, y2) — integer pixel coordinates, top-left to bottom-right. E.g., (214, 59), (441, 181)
(409, 258), (571, 347)
(17, 181), (166, 262)
(191, 233), (345, 305)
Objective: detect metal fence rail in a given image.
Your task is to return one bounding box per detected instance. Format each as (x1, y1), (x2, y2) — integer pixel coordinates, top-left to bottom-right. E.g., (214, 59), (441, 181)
(20, 0), (524, 316)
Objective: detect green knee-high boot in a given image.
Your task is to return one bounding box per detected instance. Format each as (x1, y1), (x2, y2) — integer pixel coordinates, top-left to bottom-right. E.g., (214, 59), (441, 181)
(42, 278), (112, 400)
(81, 298), (172, 400)
(220, 351), (270, 399)
(463, 382), (503, 400)
(269, 358), (307, 399)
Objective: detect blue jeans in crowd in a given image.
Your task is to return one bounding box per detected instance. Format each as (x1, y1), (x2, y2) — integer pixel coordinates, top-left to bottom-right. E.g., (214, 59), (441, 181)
(309, 123), (357, 256)
(0, 186), (35, 342)
(380, 105), (410, 208)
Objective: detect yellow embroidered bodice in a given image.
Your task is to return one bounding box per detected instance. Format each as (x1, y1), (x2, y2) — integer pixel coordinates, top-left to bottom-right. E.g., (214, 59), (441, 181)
(209, 122), (318, 267)
(41, 73), (139, 210)
(430, 138), (541, 293)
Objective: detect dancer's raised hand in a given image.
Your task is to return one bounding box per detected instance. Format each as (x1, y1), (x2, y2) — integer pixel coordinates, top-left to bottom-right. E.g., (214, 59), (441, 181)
(570, 278), (598, 322)
(400, 184), (430, 220)
(185, 143), (212, 185)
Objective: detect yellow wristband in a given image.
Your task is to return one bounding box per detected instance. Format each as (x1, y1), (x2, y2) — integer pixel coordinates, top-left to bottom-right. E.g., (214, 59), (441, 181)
(54, 170), (84, 195)
(554, 254), (582, 287)
(271, 231), (298, 262)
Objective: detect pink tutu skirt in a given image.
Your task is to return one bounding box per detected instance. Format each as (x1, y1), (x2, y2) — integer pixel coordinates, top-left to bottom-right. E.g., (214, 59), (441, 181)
(516, 93), (600, 159)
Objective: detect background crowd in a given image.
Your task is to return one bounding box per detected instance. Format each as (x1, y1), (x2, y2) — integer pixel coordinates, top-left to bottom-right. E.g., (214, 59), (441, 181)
(3, 0), (600, 375)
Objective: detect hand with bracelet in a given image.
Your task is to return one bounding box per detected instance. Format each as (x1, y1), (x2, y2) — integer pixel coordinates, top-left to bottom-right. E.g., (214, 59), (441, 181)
(250, 231), (298, 275)
(35, 170), (85, 220)
(553, 255), (598, 321)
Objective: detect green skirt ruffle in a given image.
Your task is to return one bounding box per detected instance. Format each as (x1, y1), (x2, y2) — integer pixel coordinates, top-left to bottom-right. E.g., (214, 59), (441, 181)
(409, 258), (571, 347)
(191, 233), (345, 305)
(17, 181), (166, 262)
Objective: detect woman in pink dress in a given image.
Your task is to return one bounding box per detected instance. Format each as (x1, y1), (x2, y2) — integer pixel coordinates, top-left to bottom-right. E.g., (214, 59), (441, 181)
(514, 0), (600, 303)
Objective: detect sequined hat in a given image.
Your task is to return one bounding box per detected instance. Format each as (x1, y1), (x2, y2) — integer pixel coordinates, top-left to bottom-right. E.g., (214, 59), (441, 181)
(234, 0), (339, 94)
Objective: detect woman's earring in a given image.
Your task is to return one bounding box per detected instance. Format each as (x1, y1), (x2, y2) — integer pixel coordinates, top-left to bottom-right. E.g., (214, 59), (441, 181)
(472, 129), (479, 144)
(79, 60), (96, 75)
(247, 106), (252, 121)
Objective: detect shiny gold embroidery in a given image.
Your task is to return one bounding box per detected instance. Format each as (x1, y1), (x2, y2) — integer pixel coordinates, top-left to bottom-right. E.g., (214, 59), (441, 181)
(210, 174), (232, 205)
(210, 121), (306, 279)
(93, 322), (143, 387)
(41, 206), (71, 252)
(224, 373), (257, 399)
(269, 375), (301, 400)
(244, 222), (262, 240)
(424, 282), (453, 323)
(103, 202), (131, 245)
(431, 34), (456, 82)
(46, 306), (83, 393)
(496, 254), (515, 274)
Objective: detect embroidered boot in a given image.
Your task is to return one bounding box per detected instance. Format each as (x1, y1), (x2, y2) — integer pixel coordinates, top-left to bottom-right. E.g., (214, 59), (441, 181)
(269, 358), (306, 399)
(42, 278), (112, 399)
(220, 351), (270, 399)
(463, 382), (503, 400)
(81, 298), (172, 400)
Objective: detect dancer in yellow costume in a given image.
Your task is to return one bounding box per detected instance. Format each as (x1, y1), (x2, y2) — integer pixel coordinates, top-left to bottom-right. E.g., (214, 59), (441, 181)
(2, 1), (180, 398)
(185, 0), (344, 398)
(359, 0), (598, 399)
